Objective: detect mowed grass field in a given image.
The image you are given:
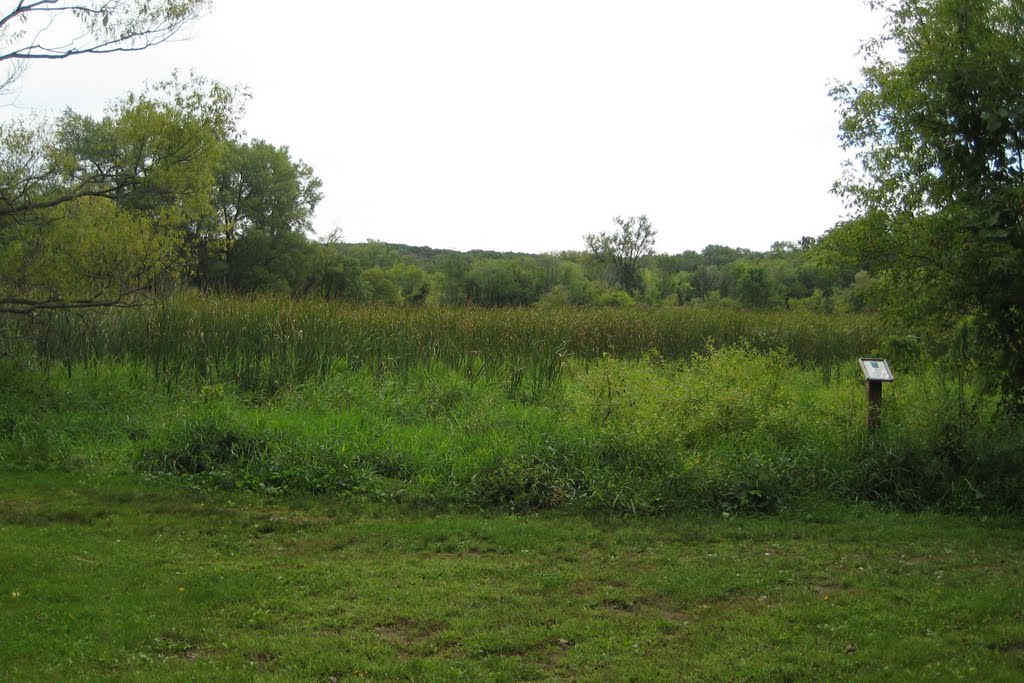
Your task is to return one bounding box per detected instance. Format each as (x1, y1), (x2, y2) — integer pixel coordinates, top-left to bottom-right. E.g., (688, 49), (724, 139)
(2, 474), (1023, 681)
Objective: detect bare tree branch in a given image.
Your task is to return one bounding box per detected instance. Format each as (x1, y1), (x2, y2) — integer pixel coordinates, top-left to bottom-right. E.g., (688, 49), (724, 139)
(0, 1), (210, 92)
(0, 283), (156, 314)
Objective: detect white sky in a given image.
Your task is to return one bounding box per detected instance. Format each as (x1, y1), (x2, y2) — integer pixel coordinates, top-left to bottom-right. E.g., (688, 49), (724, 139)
(2, 0), (884, 255)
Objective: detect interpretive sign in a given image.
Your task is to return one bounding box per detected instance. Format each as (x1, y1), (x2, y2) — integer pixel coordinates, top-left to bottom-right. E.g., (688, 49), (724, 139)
(859, 358), (894, 432)
(859, 358), (894, 383)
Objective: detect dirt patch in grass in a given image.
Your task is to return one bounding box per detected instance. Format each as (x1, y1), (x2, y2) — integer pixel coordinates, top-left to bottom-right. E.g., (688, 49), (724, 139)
(243, 650), (279, 672)
(651, 606), (693, 623)
(0, 502), (110, 526)
(374, 616), (448, 652)
(153, 634), (203, 661)
(994, 641), (1024, 654)
(811, 584), (844, 599)
(600, 597), (640, 612)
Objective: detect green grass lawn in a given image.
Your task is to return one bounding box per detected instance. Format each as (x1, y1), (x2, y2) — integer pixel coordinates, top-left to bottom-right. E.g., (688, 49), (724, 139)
(2, 474), (1023, 681)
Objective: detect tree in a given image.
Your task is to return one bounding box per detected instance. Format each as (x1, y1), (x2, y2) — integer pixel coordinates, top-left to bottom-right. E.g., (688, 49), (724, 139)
(215, 139), (322, 240)
(225, 229), (315, 295)
(0, 76), (231, 223)
(0, 0), (210, 96)
(360, 266), (402, 305)
(584, 215), (657, 295)
(0, 195), (181, 313)
(0, 1), (213, 314)
(465, 258), (546, 306)
(0, 74), (242, 313)
(827, 0), (1024, 407)
(386, 262), (432, 306)
(735, 262), (783, 309)
(199, 139), (322, 289)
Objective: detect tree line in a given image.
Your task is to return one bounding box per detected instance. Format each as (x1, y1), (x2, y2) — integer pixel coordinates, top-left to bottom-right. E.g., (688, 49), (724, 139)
(0, 63), (872, 313)
(281, 231), (874, 313)
(0, 0), (1022, 405)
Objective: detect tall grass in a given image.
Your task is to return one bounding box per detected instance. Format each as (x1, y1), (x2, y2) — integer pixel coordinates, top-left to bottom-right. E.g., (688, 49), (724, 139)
(4, 343), (1021, 513)
(17, 293), (884, 394)
(17, 295), (1011, 514)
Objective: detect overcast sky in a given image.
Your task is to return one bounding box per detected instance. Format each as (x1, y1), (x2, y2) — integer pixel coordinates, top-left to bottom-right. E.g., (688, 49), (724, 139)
(2, 0), (884, 255)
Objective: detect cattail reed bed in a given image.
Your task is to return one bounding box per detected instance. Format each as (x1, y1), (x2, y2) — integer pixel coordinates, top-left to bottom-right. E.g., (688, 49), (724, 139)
(18, 293), (882, 390)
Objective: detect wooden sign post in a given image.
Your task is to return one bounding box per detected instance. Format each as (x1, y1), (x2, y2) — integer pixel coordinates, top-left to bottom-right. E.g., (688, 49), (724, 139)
(859, 358), (894, 433)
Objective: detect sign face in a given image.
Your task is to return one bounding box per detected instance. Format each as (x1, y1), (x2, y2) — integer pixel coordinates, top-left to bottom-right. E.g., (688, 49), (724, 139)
(859, 358), (894, 382)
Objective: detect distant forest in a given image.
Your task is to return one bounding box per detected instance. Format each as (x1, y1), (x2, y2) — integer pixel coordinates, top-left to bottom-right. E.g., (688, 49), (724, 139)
(213, 231), (873, 313)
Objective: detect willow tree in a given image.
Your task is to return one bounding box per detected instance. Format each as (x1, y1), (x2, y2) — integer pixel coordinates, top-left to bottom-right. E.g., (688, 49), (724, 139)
(0, 0), (210, 95)
(0, 74), (243, 314)
(0, 1), (219, 314)
(585, 215), (657, 295)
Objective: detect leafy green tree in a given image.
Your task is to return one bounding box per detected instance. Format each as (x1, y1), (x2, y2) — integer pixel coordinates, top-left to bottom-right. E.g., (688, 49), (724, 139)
(0, 1), (213, 313)
(638, 268), (665, 305)
(594, 289), (634, 307)
(665, 271), (696, 305)
(343, 240), (403, 270)
(691, 265), (718, 299)
(0, 196), (181, 311)
(465, 258), (546, 306)
(434, 252), (471, 305)
(584, 215), (657, 295)
(225, 230), (316, 295)
(204, 139), (322, 290)
(836, 270), (880, 313)
(386, 262), (431, 305)
(305, 242), (369, 301)
(2, 72), (237, 222)
(360, 266), (402, 305)
(215, 139), (322, 240)
(735, 263), (782, 309)
(827, 0), (1024, 405)
(700, 244), (751, 267)
(0, 75), (240, 313)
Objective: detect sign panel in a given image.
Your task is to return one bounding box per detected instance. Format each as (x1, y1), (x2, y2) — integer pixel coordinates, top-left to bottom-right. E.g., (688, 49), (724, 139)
(859, 358), (894, 382)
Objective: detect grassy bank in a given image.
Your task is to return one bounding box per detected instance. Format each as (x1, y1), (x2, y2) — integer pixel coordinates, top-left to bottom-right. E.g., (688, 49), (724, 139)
(2, 474), (1023, 680)
(3, 342), (1021, 513)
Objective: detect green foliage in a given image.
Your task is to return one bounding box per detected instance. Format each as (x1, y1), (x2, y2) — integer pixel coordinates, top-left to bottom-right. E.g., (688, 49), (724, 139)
(735, 264), (783, 309)
(142, 412), (270, 475)
(0, 196), (181, 306)
(138, 411), (373, 495)
(360, 266), (403, 305)
(0, 67), (331, 305)
(535, 261), (598, 306)
(584, 215), (657, 294)
(285, 236), (868, 314)
(565, 347), (813, 511)
(835, 270), (879, 313)
(0, 73), (243, 312)
(828, 0), (1024, 407)
(192, 138), (324, 292)
(4, 310), (1021, 513)
(386, 262), (433, 305)
(13, 294), (884, 394)
(215, 139), (322, 239)
(465, 257), (546, 306)
(593, 289), (634, 307)
(225, 229), (317, 295)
